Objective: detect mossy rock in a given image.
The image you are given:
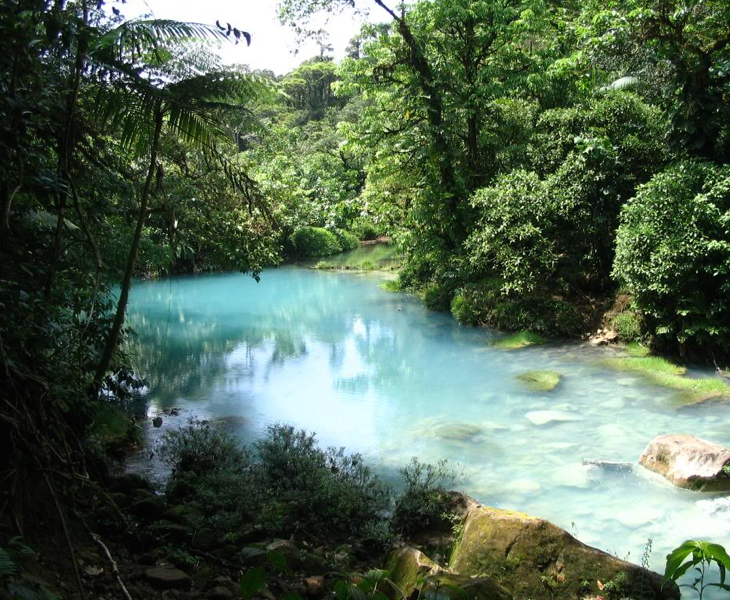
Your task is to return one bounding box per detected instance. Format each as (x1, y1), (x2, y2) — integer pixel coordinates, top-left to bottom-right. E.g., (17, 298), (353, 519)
(384, 547), (514, 600)
(492, 331), (546, 350)
(515, 370), (562, 392)
(426, 573), (510, 600)
(449, 506), (678, 600)
(384, 547), (443, 599)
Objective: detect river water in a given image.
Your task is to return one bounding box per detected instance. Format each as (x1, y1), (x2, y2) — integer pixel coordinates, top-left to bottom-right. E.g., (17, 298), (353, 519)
(126, 263), (730, 585)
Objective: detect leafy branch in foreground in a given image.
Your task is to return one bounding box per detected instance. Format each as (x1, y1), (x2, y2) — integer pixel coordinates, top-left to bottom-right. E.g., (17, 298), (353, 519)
(663, 540), (730, 599)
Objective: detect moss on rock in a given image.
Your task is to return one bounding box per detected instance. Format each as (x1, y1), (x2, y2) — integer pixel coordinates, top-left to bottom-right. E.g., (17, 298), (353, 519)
(384, 547), (442, 599)
(515, 370), (562, 392)
(448, 506), (678, 600)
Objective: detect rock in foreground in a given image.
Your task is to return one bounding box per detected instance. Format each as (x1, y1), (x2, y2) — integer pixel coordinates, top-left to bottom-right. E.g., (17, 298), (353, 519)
(449, 505), (678, 600)
(639, 434), (730, 492)
(145, 567), (192, 591)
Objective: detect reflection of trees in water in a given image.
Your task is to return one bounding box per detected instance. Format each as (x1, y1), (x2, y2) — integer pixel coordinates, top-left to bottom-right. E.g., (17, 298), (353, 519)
(127, 270), (488, 412)
(127, 271), (384, 404)
(127, 317), (265, 405)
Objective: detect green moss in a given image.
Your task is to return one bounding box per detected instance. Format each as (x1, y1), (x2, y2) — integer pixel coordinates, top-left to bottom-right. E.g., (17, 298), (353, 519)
(604, 353), (730, 404)
(492, 331), (547, 350)
(313, 261), (335, 269)
(385, 548), (439, 598)
(516, 371), (562, 392)
(609, 356), (685, 376)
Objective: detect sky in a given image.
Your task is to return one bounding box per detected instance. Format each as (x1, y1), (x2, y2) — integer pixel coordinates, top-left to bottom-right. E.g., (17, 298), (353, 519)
(117, 0), (370, 75)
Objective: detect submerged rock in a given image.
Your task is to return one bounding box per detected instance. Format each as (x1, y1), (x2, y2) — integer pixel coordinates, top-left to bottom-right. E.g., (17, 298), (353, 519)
(515, 370), (562, 392)
(525, 410), (581, 426)
(581, 459), (634, 474)
(449, 506), (678, 600)
(639, 434), (730, 492)
(412, 419), (485, 442)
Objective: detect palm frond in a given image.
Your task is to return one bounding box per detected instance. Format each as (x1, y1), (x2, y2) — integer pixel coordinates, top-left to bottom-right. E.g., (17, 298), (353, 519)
(94, 83), (160, 155)
(91, 19), (231, 66)
(165, 71), (278, 106)
(167, 105), (225, 151)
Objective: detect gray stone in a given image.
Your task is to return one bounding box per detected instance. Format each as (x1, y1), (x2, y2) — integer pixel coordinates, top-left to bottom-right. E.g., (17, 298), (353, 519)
(207, 586), (234, 600)
(525, 410), (580, 426)
(266, 539), (302, 569)
(145, 567), (192, 591)
(193, 528), (217, 549)
(639, 434), (730, 491)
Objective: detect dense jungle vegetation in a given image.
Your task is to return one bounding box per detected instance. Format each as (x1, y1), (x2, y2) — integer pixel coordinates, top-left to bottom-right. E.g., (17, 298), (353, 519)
(1, 0), (730, 597)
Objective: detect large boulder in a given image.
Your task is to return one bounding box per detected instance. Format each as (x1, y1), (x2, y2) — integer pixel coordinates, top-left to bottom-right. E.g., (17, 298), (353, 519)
(448, 506), (678, 600)
(639, 434), (730, 492)
(385, 547), (509, 600)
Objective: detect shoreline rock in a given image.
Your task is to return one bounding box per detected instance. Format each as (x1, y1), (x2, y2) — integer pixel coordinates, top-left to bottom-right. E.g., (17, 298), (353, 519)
(639, 434), (730, 492)
(386, 496), (678, 600)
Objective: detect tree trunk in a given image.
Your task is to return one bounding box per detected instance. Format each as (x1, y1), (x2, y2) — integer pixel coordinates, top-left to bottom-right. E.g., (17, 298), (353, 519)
(374, 0), (466, 247)
(93, 102), (164, 393)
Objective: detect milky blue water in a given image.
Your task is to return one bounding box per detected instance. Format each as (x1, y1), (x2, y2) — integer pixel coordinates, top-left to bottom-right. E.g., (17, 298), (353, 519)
(126, 264), (730, 588)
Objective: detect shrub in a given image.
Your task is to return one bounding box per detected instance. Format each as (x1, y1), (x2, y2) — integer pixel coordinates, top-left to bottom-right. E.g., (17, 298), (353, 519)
(256, 425), (391, 539)
(613, 161), (730, 353)
(159, 419), (249, 476)
(391, 459), (459, 537)
(289, 226), (342, 257)
(422, 283), (453, 312)
(160, 421), (391, 544)
(467, 171), (557, 297)
(451, 281), (499, 326)
(450, 279), (583, 336)
(352, 220), (380, 241)
(332, 228), (360, 252)
(611, 310), (643, 341)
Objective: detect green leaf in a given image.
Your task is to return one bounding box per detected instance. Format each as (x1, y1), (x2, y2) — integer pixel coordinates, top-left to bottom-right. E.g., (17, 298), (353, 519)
(348, 584), (368, 600)
(239, 567), (266, 600)
(334, 579), (349, 600)
(664, 541), (699, 584)
(266, 550), (287, 572)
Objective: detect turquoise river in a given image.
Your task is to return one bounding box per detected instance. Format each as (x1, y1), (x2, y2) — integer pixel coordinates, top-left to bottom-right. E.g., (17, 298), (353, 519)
(126, 264), (730, 590)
